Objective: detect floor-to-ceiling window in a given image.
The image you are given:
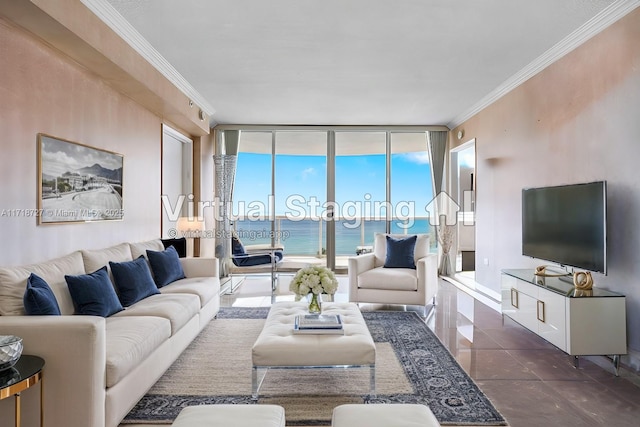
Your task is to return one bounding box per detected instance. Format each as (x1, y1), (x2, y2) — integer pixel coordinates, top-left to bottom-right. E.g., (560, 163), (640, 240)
(335, 132), (387, 268)
(275, 131), (328, 266)
(232, 132), (272, 246)
(390, 132), (433, 237)
(224, 126), (443, 271)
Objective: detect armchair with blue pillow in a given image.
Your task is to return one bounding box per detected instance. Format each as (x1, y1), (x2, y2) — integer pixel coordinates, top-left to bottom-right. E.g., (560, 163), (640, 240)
(348, 233), (438, 315)
(228, 231), (284, 292)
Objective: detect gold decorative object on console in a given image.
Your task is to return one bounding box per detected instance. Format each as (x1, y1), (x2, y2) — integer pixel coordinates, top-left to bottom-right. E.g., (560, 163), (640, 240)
(573, 289), (594, 297)
(534, 265), (568, 277)
(573, 271), (593, 290)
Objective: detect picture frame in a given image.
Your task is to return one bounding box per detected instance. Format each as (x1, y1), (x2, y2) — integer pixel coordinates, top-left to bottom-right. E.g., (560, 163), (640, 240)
(37, 133), (124, 224)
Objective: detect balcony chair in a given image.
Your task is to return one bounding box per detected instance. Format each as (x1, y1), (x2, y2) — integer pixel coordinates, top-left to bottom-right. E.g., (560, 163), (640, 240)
(228, 232), (284, 293)
(348, 233), (438, 315)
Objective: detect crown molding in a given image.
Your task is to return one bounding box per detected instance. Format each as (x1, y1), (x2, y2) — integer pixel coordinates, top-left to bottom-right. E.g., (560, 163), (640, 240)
(81, 0), (216, 117)
(447, 0), (640, 129)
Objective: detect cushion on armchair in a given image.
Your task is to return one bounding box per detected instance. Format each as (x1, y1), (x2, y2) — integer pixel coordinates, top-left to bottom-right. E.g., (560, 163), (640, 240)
(230, 232), (283, 267)
(231, 233), (246, 255)
(374, 233), (430, 267)
(232, 251), (283, 267)
(384, 235), (417, 269)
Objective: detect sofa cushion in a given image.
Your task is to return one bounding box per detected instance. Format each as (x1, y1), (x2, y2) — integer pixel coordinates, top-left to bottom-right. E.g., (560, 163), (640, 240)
(81, 242), (133, 275)
(105, 316), (171, 388)
(109, 256), (160, 307)
(112, 293), (199, 335)
(0, 251), (84, 315)
(129, 239), (164, 259)
(384, 235), (417, 269)
(147, 246), (186, 288)
(66, 266), (124, 317)
(23, 273), (61, 315)
(374, 233), (430, 268)
(358, 267), (418, 291)
(160, 276), (220, 308)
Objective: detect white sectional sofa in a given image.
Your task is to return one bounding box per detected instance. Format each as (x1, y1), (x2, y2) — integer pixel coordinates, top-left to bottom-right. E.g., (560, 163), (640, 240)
(0, 239), (221, 427)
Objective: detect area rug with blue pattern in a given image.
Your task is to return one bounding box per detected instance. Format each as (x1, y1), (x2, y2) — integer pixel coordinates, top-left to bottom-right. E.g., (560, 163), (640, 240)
(123, 307), (506, 426)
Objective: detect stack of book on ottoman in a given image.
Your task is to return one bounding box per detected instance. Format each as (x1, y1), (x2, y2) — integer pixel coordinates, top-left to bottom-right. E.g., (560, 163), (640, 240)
(293, 314), (344, 335)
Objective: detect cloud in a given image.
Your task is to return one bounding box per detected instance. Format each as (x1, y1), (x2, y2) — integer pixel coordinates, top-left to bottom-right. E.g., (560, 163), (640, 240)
(301, 167), (316, 179)
(402, 152), (431, 164)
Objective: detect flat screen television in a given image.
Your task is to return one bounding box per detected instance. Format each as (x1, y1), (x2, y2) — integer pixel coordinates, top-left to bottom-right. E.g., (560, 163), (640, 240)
(522, 181), (607, 274)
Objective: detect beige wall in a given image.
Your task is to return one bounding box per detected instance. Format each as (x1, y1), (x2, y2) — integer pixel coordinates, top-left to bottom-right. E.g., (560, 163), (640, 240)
(451, 9), (640, 355)
(0, 17), (163, 266)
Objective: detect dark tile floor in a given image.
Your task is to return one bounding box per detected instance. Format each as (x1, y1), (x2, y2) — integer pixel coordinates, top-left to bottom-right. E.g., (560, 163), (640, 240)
(221, 274), (640, 427)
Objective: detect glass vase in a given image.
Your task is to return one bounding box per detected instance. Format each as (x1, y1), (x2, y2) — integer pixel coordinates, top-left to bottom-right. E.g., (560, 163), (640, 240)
(308, 293), (322, 314)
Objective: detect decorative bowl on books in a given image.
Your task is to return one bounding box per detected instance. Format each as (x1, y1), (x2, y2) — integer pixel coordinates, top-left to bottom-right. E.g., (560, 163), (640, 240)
(0, 335), (23, 372)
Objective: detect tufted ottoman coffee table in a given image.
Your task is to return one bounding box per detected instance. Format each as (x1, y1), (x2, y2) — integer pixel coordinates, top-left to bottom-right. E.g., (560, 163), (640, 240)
(251, 301), (376, 398)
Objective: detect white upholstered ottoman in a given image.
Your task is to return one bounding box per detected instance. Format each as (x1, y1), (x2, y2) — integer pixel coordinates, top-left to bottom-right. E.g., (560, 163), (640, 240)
(331, 404), (440, 427)
(251, 301), (376, 398)
(171, 404), (285, 427)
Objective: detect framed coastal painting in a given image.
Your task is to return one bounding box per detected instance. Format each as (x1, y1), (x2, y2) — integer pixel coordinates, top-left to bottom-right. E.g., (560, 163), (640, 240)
(37, 134), (124, 224)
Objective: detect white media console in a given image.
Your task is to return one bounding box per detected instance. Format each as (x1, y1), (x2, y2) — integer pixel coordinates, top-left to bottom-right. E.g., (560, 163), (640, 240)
(501, 269), (627, 374)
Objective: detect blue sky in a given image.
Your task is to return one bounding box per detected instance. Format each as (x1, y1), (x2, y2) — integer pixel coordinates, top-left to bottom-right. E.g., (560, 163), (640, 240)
(233, 152), (432, 218)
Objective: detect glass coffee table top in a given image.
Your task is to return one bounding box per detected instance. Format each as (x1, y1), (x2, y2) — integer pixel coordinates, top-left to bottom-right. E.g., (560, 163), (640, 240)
(0, 355), (45, 397)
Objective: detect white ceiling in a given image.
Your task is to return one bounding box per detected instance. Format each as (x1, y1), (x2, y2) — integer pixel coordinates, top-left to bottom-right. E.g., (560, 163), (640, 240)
(98, 0), (626, 127)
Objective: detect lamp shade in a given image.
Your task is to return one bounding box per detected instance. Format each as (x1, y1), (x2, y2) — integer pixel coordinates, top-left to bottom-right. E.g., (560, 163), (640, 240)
(176, 217), (205, 235)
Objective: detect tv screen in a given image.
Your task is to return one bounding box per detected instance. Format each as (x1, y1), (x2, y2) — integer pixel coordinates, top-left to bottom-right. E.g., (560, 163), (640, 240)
(522, 181), (607, 274)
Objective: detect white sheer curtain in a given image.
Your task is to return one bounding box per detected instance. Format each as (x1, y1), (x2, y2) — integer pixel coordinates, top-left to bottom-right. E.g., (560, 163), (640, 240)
(214, 130), (240, 277)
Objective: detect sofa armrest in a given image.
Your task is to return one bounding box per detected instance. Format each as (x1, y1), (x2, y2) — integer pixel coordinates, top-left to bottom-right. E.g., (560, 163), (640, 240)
(348, 253), (376, 299)
(180, 257), (219, 278)
(0, 316), (106, 427)
(416, 253), (439, 304)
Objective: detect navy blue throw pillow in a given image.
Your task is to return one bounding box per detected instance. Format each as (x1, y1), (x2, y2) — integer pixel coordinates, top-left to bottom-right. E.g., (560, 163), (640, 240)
(23, 273), (61, 315)
(384, 235), (417, 269)
(231, 234), (246, 255)
(65, 266), (123, 317)
(109, 256), (160, 307)
(161, 237), (187, 258)
(146, 246), (186, 288)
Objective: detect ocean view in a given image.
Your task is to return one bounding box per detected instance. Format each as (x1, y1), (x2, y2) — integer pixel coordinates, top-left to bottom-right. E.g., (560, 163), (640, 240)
(235, 218), (433, 256)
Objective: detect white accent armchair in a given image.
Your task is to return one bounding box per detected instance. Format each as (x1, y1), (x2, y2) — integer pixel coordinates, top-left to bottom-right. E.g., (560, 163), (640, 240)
(348, 233), (438, 312)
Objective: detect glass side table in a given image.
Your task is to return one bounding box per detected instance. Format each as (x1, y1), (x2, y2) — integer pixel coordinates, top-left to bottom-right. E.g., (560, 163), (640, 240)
(0, 355), (45, 427)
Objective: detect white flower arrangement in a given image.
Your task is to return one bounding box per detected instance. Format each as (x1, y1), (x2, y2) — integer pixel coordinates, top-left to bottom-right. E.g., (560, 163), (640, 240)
(289, 265), (339, 297)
